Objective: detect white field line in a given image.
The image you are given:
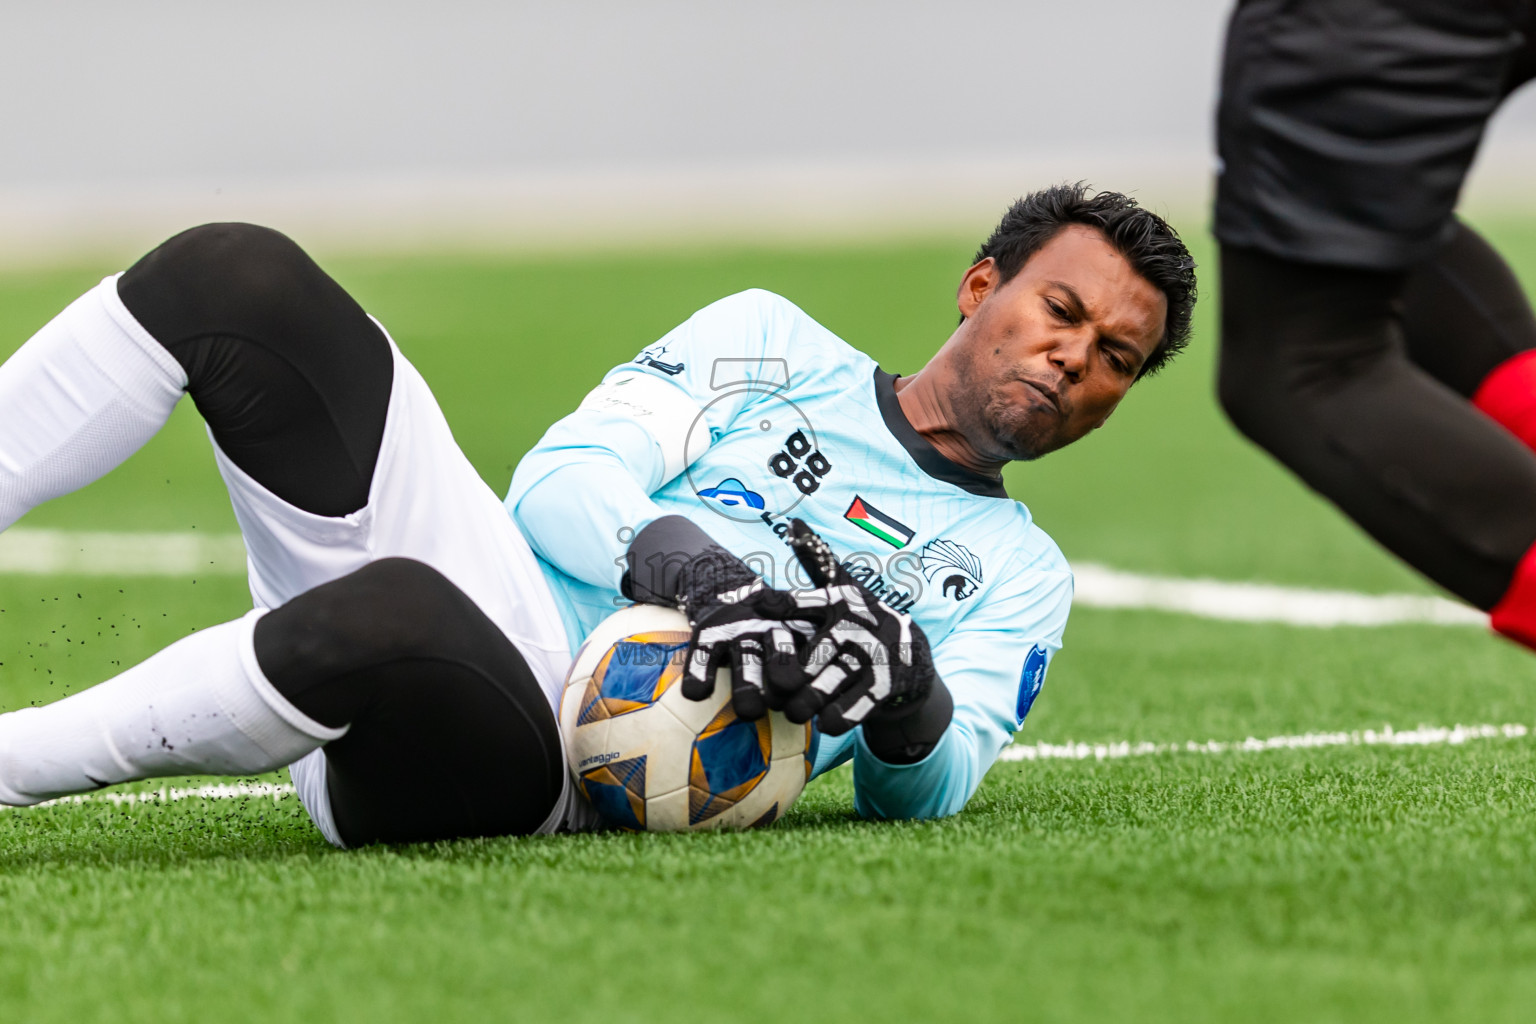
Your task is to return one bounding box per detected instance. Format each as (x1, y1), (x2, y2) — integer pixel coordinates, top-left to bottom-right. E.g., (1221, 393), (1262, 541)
(0, 530), (1488, 628)
(11, 782), (296, 812)
(0, 529), (246, 575)
(2, 722), (1529, 814)
(1071, 561), (1485, 627)
(998, 722), (1530, 763)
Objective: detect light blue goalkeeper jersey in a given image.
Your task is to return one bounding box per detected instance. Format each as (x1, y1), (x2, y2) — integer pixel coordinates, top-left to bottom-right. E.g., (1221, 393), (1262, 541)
(506, 289), (1072, 821)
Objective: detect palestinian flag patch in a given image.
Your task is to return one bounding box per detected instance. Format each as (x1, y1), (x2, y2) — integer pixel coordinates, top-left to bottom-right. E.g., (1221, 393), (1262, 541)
(844, 496), (915, 549)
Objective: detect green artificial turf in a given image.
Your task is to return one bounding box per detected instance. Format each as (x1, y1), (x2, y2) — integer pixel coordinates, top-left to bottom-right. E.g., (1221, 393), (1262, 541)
(3, 215), (1536, 1022)
(4, 732), (1535, 1024)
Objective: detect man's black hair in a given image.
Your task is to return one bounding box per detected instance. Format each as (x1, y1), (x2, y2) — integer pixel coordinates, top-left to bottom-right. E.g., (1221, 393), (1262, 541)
(971, 183), (1198, 378)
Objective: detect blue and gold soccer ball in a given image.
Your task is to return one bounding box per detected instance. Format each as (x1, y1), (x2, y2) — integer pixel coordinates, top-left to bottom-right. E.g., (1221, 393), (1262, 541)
(559, 604), (818, 831)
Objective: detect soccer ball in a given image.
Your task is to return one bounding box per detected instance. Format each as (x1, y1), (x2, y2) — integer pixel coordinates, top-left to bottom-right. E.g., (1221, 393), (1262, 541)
(559, 604), (818, 831)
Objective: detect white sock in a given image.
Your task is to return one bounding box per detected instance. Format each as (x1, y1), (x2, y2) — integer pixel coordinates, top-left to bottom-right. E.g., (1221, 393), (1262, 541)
(0, 611), (346, 806)
(0, 274), (187, 532)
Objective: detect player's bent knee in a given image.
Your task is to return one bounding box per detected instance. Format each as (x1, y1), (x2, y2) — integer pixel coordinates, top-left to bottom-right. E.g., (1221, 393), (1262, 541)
(252, 558), (487, 710)
(134, 222), (302, 275)
(117, 222), (345, 350)
(122, 222), (309, 303)
(117, 222), (392, 518)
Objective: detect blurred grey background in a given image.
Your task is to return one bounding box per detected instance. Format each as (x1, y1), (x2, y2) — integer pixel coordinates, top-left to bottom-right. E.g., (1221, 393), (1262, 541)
(2, 0), (1533, 261)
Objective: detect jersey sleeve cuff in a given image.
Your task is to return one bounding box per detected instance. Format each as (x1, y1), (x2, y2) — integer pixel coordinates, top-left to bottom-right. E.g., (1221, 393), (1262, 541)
(850, 725), (969, 821)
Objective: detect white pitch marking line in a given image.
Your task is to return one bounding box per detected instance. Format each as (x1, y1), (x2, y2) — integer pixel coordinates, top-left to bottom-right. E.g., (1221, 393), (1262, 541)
(0, 531), (1489, 628)
(3, 723), (1529, 813)
(0, 529), (246, 576)
(6, 781), (296, 812)
(1071, 561), (1485, 628)
(998, 722), (1531, 763)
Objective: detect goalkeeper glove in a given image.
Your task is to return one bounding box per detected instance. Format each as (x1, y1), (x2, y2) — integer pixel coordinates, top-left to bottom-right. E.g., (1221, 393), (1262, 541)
(769, 519), (952, 761)
(622, 515), (808, 719)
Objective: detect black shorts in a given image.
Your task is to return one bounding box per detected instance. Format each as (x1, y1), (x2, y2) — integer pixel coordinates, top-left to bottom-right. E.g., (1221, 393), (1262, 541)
(1214, 0), (1536, 269)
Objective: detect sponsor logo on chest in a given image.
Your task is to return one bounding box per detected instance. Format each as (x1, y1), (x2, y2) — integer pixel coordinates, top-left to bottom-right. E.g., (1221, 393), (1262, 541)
(767, 429), (832, 494)
(696, 430), (987, 609)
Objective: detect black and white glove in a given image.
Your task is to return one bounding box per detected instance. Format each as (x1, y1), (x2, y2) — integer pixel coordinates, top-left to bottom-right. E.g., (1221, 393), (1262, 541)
(769, 520), (952, 760)
(622, 515), (810, 719)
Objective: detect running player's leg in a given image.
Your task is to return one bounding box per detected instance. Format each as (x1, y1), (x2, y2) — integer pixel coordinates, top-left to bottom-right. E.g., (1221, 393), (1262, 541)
(1217, 247), (1536, 613)
(1391, 0), (1536, 407)
(1389, 15), (1536, 441)
(1214, 0), (1536, 635)
(1398, 223), (1536, 448)
(1214, 0), (1522, 269)
(1398, 222), (1536, 401)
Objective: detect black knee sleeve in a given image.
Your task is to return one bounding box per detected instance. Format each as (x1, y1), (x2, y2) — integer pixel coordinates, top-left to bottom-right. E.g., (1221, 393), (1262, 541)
(253, 559), (565, 845)
(118, 223), (392, 517)
(253, 557), (491, 725)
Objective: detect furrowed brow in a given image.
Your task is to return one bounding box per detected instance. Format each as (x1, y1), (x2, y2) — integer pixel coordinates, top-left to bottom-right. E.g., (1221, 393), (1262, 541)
(1049, 279), (1144, 365)
(1046, 281), (1088, 319)
(1100, 333), (1144, 368)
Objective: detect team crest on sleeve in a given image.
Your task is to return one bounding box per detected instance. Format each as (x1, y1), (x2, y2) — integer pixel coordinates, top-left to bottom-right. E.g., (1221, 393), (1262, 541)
(1015, 644), (1049, 724)
(634, 341), (684, 376)
(919, 539), (983, 600)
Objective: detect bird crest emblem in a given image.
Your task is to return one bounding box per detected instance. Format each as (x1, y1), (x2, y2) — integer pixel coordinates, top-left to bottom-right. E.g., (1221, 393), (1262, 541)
(919, 539), (983, 601)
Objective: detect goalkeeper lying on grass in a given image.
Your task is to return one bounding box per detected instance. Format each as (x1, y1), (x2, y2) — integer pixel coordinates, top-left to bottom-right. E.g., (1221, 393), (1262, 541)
(0, 184), (1194, 845)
